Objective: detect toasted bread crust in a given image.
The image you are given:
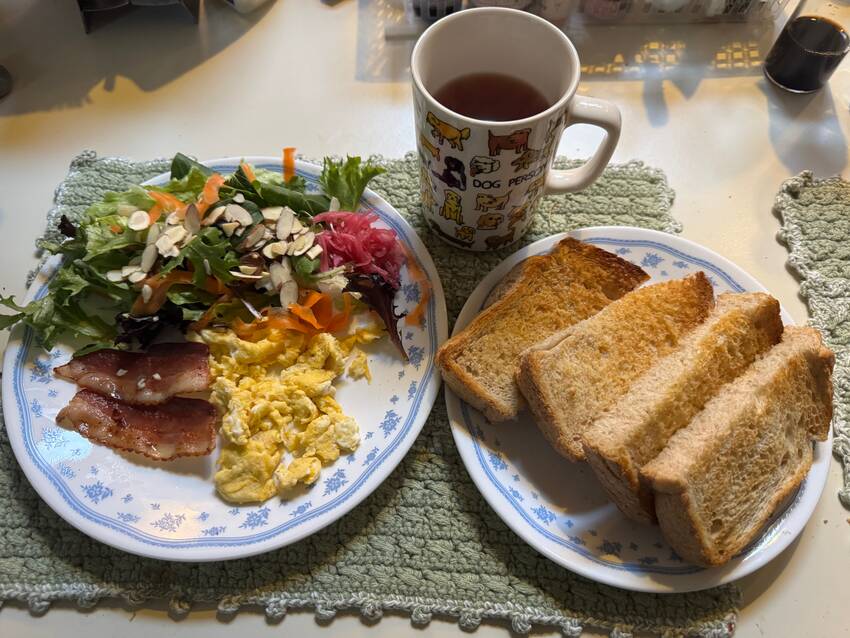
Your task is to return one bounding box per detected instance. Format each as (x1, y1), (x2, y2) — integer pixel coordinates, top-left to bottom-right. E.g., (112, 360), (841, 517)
(582, 293), (784, 523)
(517, 273), (715, 461)
(436, 237), (648, 422)
(642, 326), (835, 566)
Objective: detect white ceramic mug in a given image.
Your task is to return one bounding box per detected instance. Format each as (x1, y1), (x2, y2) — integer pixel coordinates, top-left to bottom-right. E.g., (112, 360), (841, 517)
(411, 7), (621, 251)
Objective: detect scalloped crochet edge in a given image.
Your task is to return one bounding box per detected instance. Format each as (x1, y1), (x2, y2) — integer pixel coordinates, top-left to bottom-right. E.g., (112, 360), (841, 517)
(0, 586), (737, 637)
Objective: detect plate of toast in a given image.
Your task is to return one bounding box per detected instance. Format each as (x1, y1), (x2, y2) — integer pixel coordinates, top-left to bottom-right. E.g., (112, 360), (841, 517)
(439, 226), (834, 593)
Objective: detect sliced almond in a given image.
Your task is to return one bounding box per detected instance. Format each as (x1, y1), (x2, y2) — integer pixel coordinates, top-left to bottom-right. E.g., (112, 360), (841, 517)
(235, 227), (245, 237)
(262, 206), (283, 222)
(290, 218), (304, 235)
(128, 271), (147, 284)
(165, 225), (187, 243)
(203, 258), (211, 276)
(106, 269), (124, 282)
(121, 265), (140, 277)
(184, 204), (201, 234)
(233, 193), (246, 204)
(140, 244), (158, 272)
(128, 210), (151, 231)
(275, 207), (295, 240)
(262, 241), (288, 259)
(237, 224), (265, 252)
(141, 284), (153, 304)
(166, 212), (181, 226)
(279, 280), (298, 308)
(306, 244), (323, 260)
(155, 235), (179, 258)
(239, 265), (258, 275)
(204, 205), (227, 226)
(290, 231), (315, 256)
(221, 221), (239, 237)
(146, 223), (160, 245)
(269, 260), (293, 290)
(329, 196), (341, 212)
(229, 270), (263, 280)
(226, 204), (253, 226)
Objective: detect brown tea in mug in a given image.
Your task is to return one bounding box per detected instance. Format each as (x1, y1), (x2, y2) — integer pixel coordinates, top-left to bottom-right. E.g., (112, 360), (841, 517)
(433, 73), (552, 121)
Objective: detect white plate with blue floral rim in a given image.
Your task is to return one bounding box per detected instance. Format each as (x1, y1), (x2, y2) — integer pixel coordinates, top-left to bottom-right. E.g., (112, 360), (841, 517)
(2, 157), (448, 562)
(447, 226), (832, 594)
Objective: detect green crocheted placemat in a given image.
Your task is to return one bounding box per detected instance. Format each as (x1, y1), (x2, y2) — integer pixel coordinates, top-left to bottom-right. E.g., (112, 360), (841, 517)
(0, 151), (739, 637)
(775, 172), (850, 508)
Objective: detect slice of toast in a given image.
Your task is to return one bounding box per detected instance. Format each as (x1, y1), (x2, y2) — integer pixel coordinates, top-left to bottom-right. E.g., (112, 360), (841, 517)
(516, 272), (714, 461)
(582, 292), (783, 523)
(436, 237), (648, 423)
(641, 326), (834, 566)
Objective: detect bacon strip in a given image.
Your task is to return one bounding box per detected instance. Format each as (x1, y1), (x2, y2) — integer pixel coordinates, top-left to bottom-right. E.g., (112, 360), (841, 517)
(54, 343), (210, 405)
(57, 390), (216, 461)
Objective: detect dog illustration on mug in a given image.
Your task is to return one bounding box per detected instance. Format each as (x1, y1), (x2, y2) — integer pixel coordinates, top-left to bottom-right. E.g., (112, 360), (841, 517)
(455, 225), (476, 244)
(470, 155), (500, 177)
(432, 156), (467, 191)
(428, 220), (474, 248)
(525, 175), (546, 200)
(440, 190), (464, 225)
(488, 129), (531, 156)
(419, 133), (441, 162)
(510, 148), (542, 172)
(475, 190), (512, 212)
(419, 165), (437, 210)
(476, 213), (503, 230)
(508, 202), (530, 228)
(485, 229), (515, 249)
(427, 112), (471, 151)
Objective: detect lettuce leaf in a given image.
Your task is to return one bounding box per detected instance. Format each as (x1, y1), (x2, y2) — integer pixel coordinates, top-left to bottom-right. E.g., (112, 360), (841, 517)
(149, 166), (209, 203)
(318, 156), (385, 211)
(82, 215), (144, 260)
(84, 185), (155, 220)
(0, 294), (115, 351)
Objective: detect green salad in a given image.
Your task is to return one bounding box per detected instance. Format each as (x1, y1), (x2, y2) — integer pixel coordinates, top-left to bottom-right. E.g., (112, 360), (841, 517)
(0, 152), (410, 355)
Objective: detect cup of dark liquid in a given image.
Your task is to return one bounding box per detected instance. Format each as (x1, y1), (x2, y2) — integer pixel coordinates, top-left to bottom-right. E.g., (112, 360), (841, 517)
(764, 0), (850, 93)
(411, 7), (621, 251)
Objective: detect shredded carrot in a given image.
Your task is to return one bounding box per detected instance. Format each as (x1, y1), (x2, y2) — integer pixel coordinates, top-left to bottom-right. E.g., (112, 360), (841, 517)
(240, 162), (256, 183)
(131, 271), (226, 316)
(147, 190), (183, 212)
(288, 291), (353, 332)
(147, 204), (163, 224)
(232, 292), (353, 338)
(400, 243), (431, 326)
(202, 173), (226, 204)
(283, 147), (296, 183)
(324, 293), (352, 333)
(234, 312), (314, 338)
(110, 224), (122, 234)
(188, 292), (232, 331)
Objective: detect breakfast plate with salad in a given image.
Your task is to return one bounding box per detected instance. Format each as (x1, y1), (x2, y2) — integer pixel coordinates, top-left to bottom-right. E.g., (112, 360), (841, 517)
(1, 152), (447, 561)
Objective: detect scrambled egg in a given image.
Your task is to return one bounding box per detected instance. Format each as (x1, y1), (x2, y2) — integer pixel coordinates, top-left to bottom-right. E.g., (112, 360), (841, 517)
(193, 326), (379, 504)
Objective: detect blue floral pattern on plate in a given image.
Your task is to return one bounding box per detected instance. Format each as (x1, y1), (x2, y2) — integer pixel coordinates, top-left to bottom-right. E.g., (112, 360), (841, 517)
(2, 158), (447, 561)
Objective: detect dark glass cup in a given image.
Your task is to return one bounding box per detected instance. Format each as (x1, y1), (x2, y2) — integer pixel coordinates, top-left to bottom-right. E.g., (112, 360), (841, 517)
(764, 0), (850, 93)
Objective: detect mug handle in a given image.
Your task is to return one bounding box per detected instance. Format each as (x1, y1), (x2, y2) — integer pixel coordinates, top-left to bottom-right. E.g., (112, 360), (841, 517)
(544, 96), (622, 195)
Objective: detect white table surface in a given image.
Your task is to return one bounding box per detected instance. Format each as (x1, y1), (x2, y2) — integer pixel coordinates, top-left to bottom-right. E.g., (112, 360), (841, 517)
(2, 1), (850, 636)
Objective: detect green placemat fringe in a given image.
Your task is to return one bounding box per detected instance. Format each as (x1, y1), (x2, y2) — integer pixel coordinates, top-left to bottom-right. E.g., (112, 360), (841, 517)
(775, 172), (850, 507)
(1, 151), (738, 637)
